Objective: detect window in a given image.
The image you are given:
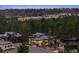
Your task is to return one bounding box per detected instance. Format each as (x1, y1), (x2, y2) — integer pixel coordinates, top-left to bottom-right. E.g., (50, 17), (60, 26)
(5, 45), (9, 48)
(10, 45), (12, 47)
(5, 44), (13, 48)
(8, 45), (9, 47)
(5, 46), (7, 48)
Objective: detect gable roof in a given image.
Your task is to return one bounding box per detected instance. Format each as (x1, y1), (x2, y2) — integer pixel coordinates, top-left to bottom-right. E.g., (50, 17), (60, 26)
(33, 32), (48, 40)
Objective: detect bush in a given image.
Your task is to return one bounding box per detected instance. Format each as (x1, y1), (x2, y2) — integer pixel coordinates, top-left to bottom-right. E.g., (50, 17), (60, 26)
(18, 44), (29, 53)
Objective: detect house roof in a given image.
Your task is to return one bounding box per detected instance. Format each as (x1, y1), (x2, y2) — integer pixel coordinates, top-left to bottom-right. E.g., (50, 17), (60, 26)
(33, 32), (48, 40)
(0, 39), (12, 45)
(35, 36), (48, 40)
(5, 32), (22, 37)
(14, 33), (22, 37)
(33, 32), (44, 36)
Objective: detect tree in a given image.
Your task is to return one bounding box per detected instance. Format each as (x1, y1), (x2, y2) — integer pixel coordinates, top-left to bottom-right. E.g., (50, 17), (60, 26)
(64, 43), (75, 53)
(18, 43), (29, 53)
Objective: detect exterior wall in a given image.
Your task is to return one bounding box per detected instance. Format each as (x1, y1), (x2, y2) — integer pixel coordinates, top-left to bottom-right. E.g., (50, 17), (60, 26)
(37, 40), (43, 46)
(29, 38), (35, 45)
(29, 38), (49, 47)
(0, 43), (17, 53)
(0, 44), (15, 50)
(3, 48), (17, 53)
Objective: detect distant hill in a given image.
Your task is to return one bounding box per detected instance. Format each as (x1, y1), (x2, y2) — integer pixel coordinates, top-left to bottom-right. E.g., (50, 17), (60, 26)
(0, 8), (79, 17)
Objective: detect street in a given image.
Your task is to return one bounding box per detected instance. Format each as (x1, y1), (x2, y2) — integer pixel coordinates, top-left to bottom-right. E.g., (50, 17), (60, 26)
(29, 46), (56, 53)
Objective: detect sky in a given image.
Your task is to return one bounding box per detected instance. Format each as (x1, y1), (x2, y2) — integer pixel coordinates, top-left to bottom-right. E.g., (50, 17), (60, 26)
(0, 5), (79, 9)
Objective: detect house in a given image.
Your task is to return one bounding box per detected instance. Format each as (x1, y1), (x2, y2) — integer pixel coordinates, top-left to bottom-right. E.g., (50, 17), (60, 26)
(33, 32), (48, 40)
(0, 32), (22, 41)
(29, 32), (49, 47)
(5, 32), (22, 38)
(60, 37), (79, 52)
(0, 33), (8, 38)
(61, 37), (79, 45)
(0, 39), (17, 53)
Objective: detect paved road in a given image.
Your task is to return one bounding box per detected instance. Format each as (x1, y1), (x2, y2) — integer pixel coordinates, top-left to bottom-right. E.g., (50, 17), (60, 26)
(29, 46), (53, 53)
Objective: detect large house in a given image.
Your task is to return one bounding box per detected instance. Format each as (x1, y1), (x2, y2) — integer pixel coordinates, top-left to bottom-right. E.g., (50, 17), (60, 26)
(29, 32), (49, 47)
(0, 39), (17, 53)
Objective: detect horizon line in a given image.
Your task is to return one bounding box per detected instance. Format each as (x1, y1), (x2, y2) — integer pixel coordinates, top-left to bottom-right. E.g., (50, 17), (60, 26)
(0, 5), (79, 9)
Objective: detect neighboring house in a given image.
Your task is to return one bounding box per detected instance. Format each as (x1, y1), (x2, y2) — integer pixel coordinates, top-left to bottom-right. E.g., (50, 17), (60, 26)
(0, 39), (17, 53)
(61, 37), (79, 52)
(0, 32), (22, 40)
(0, 34), (8, 38)
(5, 32), (22, 38)
(29, 32), (49, 47)
(61, 37), (79, 45)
